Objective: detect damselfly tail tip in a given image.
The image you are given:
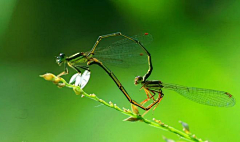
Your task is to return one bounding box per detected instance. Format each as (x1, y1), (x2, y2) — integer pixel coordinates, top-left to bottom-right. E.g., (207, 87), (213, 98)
(225, 92), (233, 98)
(224, 92), (236, 107)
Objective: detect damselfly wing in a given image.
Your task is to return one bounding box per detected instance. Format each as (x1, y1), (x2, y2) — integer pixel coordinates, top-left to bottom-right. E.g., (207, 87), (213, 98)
(162, 83), (235, 107)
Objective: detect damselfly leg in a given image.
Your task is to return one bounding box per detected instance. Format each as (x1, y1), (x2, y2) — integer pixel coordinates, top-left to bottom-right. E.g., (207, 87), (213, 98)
(88, 58), (162, 111)
(89, 32), (164, 111)
(141, 92), (164, 116)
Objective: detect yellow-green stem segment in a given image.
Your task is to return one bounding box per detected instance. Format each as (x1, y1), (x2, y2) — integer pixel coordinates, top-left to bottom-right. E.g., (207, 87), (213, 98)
(40, 73), (206, 142)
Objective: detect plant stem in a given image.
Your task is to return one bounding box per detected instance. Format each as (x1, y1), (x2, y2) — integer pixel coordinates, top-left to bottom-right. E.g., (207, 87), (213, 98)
(40, 73), (206, 142)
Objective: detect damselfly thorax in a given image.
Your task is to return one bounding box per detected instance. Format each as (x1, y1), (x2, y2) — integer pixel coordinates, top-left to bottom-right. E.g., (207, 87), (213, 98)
(142, 80), (164, 93)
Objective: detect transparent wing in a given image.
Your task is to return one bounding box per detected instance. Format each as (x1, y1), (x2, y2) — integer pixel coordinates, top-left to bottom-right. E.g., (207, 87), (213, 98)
(162, 83), (235, 107)
(92, 33), (153, 68)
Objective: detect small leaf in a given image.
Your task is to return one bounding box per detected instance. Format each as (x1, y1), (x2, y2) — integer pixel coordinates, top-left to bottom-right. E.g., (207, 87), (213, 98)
(179, 121), (190, 134)
(131, 104), (139, 115)
(124, 117), (140, 122)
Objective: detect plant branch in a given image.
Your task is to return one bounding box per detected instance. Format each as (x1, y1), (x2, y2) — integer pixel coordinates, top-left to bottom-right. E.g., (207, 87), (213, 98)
(40, 73), (207, 142)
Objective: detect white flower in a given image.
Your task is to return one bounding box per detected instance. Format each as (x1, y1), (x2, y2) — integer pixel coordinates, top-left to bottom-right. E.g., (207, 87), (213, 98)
(69, 70), (91, 89)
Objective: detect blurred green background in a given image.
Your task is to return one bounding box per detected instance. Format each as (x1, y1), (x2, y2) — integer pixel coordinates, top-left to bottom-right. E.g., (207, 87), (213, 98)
(0, 0), (239, 141)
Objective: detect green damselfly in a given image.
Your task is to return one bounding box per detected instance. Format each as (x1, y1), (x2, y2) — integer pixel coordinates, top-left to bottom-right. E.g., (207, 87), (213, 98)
(56, 32), (235, 111)
(56, 32), (155, 110)
(134, 77), (235, 110)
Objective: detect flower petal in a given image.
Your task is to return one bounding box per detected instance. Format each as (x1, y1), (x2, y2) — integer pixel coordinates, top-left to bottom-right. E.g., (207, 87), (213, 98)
(75, 74), (82, 86)
(69, 73), (81, 84)
(79, 70), (91, 89)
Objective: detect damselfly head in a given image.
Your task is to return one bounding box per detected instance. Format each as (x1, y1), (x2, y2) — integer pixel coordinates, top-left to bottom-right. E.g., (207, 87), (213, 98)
(56, 53), (66, 66)
(134, 76), (143, 85)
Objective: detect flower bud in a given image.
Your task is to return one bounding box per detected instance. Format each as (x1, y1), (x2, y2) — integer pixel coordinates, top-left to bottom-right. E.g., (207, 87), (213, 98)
(124, 116), (140, 122)
(57, 83), (66, 88)
(123, 107), (127, 112)
(40, 73), (56, 81)
(90, 94), (96, 98)
(179, 121), (190, 134)
(109, 101), (113, 107)
(131, 104), (139, 115)
(73, 87), (83, 95)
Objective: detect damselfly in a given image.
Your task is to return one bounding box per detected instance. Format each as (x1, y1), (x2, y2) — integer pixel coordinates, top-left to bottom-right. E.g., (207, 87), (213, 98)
(134, 77), (235, 111)
(56, 32), (154, 110)
(56, 32), (235, 111)
(56, 33), (152, 74)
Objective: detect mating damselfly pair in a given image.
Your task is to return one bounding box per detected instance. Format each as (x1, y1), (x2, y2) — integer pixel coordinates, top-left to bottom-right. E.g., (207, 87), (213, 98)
(56, 32), (235, 111)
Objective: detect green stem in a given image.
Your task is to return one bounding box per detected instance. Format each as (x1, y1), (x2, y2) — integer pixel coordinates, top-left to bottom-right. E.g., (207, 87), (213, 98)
(40, 73), (205, 142)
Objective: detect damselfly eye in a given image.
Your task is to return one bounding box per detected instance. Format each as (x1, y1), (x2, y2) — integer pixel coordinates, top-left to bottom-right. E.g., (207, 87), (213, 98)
(56, 53), (66, 65)
(60, 53), (65, 57)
